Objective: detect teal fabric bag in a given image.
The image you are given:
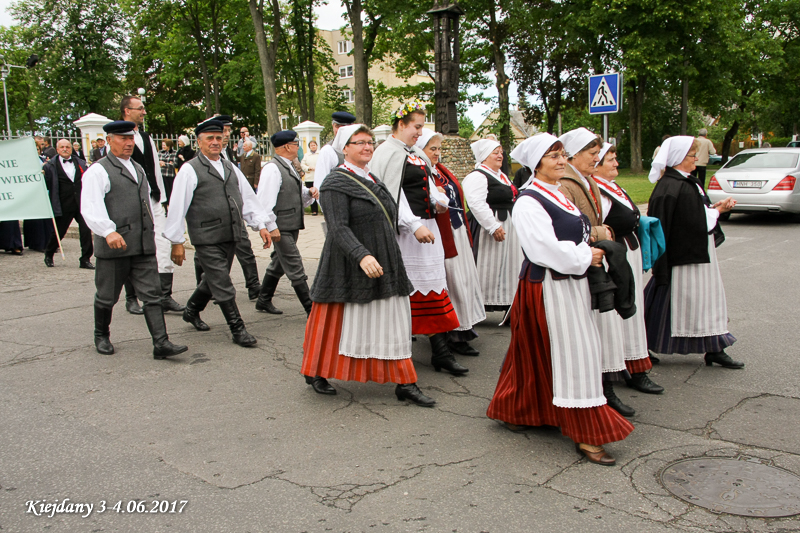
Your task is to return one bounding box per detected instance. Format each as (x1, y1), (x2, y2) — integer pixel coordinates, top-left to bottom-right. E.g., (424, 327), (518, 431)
(637, 216), (666, 272)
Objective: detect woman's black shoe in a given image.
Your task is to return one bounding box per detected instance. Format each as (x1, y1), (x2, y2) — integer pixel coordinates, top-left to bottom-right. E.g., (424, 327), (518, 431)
(429, 333), (468, 375)
(625, 372), (664, 394)
(705, 351), (744, 369)
(603, 381), (635, 417)
(304, 375), (336, 395)
(395, 383), (435, 407)
(448, 340), (480, 356)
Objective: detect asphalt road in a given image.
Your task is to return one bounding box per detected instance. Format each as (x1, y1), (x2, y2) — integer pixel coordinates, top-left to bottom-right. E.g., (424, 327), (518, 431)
(1, 211), (799, 532)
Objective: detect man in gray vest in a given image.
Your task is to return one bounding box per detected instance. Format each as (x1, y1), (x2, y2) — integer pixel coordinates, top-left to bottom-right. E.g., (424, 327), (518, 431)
(313, 111), (355, 191)
(164, 120), (275, 347)
(255, 130), (319, 315)
(80, 121), (188, 359)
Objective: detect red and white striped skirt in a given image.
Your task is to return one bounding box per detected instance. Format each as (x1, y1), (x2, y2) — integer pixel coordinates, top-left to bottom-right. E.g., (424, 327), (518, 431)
(410, 290), (460, 335)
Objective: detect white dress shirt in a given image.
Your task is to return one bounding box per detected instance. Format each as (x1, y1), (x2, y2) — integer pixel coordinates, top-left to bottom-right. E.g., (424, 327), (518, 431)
(313, 144), (340, 190)
(81, 155), (158, 238)
(462, 165), (512, 235)
(163, 153), (276, 244)
(59, 158), (76, 181)
(256, 156), (315, 217)
(513, 178), (593, 276)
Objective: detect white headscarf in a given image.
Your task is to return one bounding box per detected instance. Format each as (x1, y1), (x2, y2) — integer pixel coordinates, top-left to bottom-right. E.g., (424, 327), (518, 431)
(471, 138), (501, 167)
(510, 133), (560, 172)
(332, 123), (364, 153)
(595, 142), (612, 168)
(558, 127), (598, 158)
(414, 129), (442, 151)
(178, 135), (190, 147)
(648, 135), (695, 183)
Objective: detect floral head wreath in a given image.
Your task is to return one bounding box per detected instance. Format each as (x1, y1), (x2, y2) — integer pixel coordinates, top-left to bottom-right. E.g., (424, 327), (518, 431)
(394, 99), (426, 121)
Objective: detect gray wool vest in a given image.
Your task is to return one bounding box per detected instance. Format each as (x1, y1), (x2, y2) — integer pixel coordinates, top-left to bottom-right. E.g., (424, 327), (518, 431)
(326, 141), (345, 166)
(94, 153), (156, 259)
(185, 153), (245, 245)
(270, 157), (305, 231)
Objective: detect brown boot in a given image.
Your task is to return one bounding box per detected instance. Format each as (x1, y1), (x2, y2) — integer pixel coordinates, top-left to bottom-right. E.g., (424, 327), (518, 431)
(575, 443), (616, 466)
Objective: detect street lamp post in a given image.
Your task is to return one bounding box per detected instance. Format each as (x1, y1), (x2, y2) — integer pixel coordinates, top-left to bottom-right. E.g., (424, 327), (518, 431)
(137, 87), (146, 131)
(0, 53), (38, 140)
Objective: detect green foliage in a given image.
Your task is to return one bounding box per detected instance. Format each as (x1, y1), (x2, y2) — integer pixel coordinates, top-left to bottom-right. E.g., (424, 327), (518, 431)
(458, 115), (474, 139)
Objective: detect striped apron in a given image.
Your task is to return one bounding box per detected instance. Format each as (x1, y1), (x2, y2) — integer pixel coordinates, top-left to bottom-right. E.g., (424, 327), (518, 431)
(670, 238), (729, 337)
(445, 225), (486, 330)
(622, 241), (650, 361)
(339, 295), (413, 360)
(475, 215), (525, 306)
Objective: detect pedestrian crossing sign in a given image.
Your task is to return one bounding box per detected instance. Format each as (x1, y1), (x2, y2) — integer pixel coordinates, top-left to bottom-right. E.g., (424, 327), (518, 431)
(588, 73), (622, 115)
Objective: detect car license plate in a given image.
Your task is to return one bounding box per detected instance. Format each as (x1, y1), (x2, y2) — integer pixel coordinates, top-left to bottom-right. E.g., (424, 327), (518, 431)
(732, 181), (764, 188)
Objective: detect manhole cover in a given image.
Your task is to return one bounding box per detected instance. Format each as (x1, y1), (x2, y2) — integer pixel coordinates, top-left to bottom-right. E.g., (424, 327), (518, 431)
(661, 457), (800, 517)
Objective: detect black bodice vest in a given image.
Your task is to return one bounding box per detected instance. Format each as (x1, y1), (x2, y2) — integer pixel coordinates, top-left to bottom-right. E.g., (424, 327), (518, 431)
(402, 158), (434, 219)
(475, 168), (514, 221)
(599, 185), (640, 251)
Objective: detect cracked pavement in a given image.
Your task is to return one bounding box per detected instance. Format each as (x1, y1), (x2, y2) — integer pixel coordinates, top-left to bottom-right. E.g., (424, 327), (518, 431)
(1, 212), (799, 532)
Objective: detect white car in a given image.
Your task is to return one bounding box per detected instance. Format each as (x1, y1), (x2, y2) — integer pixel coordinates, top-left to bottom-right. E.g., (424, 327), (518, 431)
(707, 148), (800, 217)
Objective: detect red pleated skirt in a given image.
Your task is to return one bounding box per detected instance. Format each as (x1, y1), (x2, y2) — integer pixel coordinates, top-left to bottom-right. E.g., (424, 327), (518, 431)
(626, 356), (653, 374)
(301, 301), (418, 384)
(486, 280), (634, 446)
(410, 290), (460, 335)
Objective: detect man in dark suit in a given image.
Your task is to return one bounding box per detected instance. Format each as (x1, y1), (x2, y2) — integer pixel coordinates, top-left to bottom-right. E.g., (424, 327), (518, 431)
(43, 139), (94, 268)
(72, 142), (86, 161)
(91, 137), (108, 162)
(41, 137), (57, 161)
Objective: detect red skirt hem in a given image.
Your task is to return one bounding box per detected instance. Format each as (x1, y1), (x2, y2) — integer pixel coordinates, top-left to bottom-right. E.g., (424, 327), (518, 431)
(626, 356), (653, 374)
(301, 302), (418, 384)
(410, 290), (460, 334)
(486, 280), (634, 446)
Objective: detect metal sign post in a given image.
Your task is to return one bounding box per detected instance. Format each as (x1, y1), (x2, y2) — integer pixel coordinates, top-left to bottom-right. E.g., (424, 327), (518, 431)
(588, 72), (622, 142)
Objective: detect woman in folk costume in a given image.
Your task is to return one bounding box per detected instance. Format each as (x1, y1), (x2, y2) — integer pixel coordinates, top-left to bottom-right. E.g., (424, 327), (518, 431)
(302, 124), (437, 406)
(643, 136), (742, 368)
(591, 144), (665, 396)
(558, 127), (634, 417)
(370, 100), (468, 377)
(487, 134), (633, 466)
(462, 138), (524, 323)
(415, 129), (487, 357)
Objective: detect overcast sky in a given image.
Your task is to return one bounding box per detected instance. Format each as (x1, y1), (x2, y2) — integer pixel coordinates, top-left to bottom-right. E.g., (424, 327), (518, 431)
(0, 0), (494, 129)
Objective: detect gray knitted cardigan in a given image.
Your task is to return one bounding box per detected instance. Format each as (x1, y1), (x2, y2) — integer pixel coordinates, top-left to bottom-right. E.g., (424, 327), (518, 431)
(310, 168), (414, 304)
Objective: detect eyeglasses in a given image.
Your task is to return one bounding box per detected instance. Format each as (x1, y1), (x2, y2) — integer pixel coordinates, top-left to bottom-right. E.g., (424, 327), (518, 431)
(543, 151), (567, 161)
(346, 141), (377, 147)
(126, 106), (145, 111)
(686, 152), (698, 159)
(241, 130), (248, 134)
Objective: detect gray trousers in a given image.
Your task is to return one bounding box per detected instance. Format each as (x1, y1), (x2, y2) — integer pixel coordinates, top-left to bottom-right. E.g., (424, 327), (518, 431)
(194, 227), (259, 290)
(95, 255), (161, 310)
(265, 229), (307, 286)
(194, 242), (237, 303)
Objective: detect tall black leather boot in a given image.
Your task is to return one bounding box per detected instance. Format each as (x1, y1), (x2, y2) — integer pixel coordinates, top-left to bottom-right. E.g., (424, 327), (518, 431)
(143, 304), (189, 359)
(293, 281), (313, 316)
(255, 274), (283, 314)
(124, 280), (144, 315)
(603, 381), (635, 417)
(94, 305), (114, 355)
(182, 289), (212, 331)
(160, 273), (186, 312)
(429, 333), (468, 375)
(218, 299), (257, 347)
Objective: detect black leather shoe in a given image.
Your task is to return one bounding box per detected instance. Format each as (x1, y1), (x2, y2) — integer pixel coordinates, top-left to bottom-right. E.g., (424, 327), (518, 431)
(95, 336), (114, 355)
(94, 305), (114, 354)
(603, 381), (635, 417)
(143, 304), (189, 359)
(248, 286), (260, 301)
(448, 340), (480, 356)
(79, 261), (95, 270)
(395, 383), (436, 407)
(648, 351), (660, 365)
(705, 351), (744, 369)
(429, 333), (468, 375)
(44, 255), (54, 267)
(293, 281), (313, 316)
(304, 375), (336, 395)
(625, 372), (665, 394)
(125, 297), (144, 315)
(219, 299), (257, 347)
(159, 273), (185, 312)
(153, 340), (189, 359)
(255, 274), (283, 314)
(183, 291), (211, 331)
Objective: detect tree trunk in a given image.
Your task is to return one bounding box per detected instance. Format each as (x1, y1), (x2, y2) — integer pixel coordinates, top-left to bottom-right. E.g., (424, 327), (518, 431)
(628, 75), (646, 173)
(721, 119), (740, 163)
(185, 10), (213, 118)
(211, 0), (221, 115)
(345, 0), (373, 126)
(306, 4), (315, 122)
(680, 78), (688, 135)
(248, 0), (281, 134)
(489, 5), (511, 153)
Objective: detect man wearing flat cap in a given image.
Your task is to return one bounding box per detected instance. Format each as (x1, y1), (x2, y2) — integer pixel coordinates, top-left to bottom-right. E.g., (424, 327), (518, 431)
(80, 120), (188, 360)
(165, 119), (276, 347)
(313, 111), (356, 191)
(255, 130), (319, 315)
(193, 113), (262, 301)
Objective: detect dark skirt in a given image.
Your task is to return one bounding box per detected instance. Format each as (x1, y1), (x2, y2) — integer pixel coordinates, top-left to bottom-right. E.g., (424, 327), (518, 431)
(486, 280), (634, 446)
(0, 221), (23, 251)
(23, 219), (55, 251)
(644, 278), (736, 354)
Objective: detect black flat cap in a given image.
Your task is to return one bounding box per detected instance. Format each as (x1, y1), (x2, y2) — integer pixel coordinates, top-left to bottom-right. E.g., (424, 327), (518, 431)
(331, 111), (356, 125)
(271, 130), (298, 148)
(215, 114), (233, 126)
(103, 120), (136, 136)
(195, 119), (225, 136)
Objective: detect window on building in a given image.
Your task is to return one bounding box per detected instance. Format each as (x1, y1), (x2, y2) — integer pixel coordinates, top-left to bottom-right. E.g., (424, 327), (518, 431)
(418, 62), (436, 77)
(343, 89), (355, 103)
(337, 41), (352, 54)
(339, 65), (354, 79)
(426, 112), (435, 124)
